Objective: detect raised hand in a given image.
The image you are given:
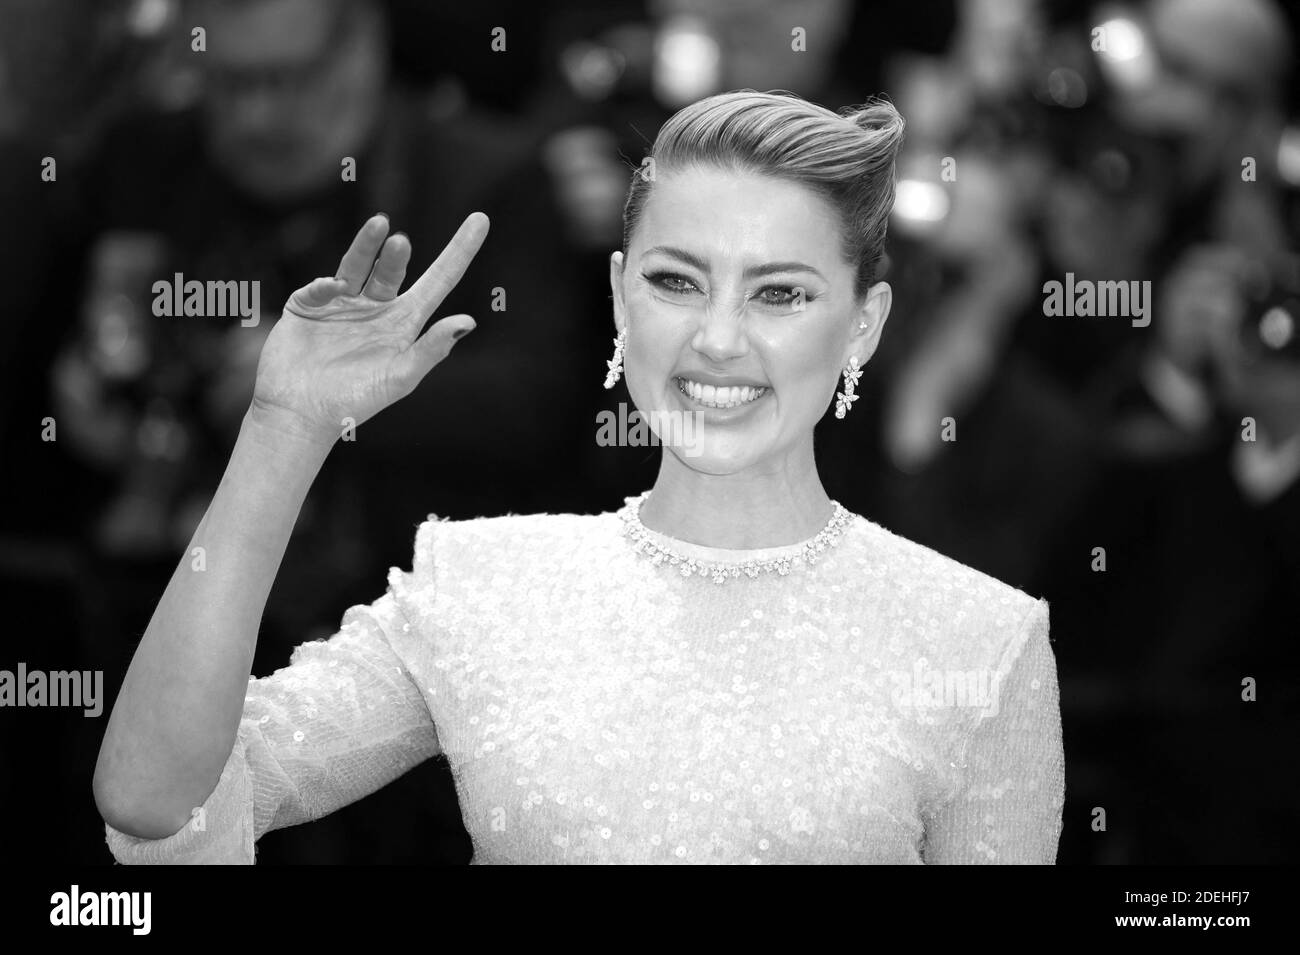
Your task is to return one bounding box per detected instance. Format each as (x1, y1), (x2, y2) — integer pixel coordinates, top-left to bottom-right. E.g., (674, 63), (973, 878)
(249, 212), (489, 448)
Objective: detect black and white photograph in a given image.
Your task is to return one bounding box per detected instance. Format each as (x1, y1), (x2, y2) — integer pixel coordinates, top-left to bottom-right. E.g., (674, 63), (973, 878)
(0, 0), (1296, 922)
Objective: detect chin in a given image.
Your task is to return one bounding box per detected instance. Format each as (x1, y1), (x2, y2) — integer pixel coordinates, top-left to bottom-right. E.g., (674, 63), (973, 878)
(659, 400), (791, 476)
(664, 440), (765, 475)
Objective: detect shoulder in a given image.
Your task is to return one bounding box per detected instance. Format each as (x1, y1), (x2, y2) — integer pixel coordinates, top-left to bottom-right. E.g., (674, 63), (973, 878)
(849, 514), (1040, 608)
(407, 510), (619, 581)
(845, 514), (1049, 668)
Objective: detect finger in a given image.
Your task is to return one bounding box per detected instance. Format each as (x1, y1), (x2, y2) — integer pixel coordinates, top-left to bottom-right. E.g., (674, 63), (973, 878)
(402, 212), (489, 318)
(397, 314), (476, 384)
(335, 214), (391, 293)
(287, 276), (350, 313)
(362, 232), (411, 302)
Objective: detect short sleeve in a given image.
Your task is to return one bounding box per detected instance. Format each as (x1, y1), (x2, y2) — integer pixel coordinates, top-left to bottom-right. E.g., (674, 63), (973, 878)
(103, 590), (440, 864)
(921, 599), (1066, 864)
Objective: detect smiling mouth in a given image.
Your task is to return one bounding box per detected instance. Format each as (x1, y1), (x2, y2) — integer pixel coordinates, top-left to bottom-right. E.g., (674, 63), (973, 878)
(675, 377), (768, 409)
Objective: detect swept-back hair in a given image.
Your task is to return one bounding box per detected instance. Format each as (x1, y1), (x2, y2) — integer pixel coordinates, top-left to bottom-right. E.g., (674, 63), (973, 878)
(622, 89), (906, 299)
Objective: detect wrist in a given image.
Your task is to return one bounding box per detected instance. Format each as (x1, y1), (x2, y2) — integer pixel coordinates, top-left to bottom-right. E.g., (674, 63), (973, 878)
(242, 403), (336, 464)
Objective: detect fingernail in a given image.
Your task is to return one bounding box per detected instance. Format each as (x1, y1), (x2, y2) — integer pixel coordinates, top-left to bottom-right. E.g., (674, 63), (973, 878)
(375, 212), (389, 223)
(452, 327), (471, 340)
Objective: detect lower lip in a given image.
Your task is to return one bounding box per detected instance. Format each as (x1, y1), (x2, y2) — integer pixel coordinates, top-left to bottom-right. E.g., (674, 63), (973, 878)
(673, 378), (769, 417)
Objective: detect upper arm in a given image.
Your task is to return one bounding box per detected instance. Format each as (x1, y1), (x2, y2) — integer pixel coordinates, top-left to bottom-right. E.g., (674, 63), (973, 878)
(921, 599), (1065, 864)
(103, 590), (441, 864)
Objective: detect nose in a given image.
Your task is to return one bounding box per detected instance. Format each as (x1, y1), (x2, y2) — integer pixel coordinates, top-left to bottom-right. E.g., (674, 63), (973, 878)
(690, 298), (750, 363)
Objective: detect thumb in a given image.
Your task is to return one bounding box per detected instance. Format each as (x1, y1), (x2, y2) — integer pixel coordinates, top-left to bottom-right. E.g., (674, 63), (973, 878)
(398, 314), (476, 383)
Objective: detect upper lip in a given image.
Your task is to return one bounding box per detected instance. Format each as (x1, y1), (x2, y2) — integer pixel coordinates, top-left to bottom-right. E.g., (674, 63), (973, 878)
(674, 372), (769, 388)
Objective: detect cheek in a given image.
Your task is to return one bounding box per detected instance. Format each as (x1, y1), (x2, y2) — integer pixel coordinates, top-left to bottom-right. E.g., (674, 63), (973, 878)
(625, 293), (692, 372)
(756, 323), (840, 400)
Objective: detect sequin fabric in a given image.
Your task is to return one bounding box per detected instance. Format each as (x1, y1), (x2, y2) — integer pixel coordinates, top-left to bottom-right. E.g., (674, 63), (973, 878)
(104, 505), (1065, 864)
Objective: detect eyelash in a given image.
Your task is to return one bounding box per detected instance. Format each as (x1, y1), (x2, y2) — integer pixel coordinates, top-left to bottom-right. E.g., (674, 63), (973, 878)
(642, 271), (813, 307)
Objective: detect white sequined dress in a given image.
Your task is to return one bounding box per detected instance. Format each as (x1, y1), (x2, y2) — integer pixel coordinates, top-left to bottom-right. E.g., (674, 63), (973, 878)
(103, 498), (1066, 864)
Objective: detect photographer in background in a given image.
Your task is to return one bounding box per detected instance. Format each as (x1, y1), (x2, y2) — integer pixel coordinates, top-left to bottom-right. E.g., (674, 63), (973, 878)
(41, 0), (589, 863)
(1053, 242), (1300, 862)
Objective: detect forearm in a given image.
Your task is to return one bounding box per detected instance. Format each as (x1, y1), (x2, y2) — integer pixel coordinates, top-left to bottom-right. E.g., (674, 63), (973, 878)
(94, 408), (332, 838)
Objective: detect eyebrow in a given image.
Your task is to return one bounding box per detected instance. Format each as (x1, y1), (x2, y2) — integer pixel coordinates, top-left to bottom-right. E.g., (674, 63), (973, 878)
(643, 246), (826, 282)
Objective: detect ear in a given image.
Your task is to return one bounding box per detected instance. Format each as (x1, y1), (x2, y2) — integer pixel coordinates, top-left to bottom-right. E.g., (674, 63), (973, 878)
(848, 281), (892, 366)
(609, 251), (627, 336)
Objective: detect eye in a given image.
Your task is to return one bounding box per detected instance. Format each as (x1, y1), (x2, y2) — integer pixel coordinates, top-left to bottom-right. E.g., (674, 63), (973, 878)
(756, 285), (808, 308)
(644, 271), (700, 296)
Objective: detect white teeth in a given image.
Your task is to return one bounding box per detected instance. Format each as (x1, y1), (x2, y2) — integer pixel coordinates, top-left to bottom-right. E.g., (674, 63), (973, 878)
(676, 378), (767, 408)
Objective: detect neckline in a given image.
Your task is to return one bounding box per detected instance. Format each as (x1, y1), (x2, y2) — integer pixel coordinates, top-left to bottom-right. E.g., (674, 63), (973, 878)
(615, 491), (856, 582)
(639, 523), (818, 562)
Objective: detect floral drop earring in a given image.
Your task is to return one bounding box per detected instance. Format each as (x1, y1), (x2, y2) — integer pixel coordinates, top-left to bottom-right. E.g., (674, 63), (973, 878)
(604, 328), (627, 389)
(834, 355), (862, 419)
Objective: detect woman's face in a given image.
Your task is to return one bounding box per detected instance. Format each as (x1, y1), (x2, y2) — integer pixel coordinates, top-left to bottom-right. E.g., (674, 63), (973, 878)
(611, 164), (891, 475)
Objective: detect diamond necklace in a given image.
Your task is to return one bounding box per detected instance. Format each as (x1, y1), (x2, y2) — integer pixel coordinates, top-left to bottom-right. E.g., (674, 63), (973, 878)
(618, 491), (854, 584)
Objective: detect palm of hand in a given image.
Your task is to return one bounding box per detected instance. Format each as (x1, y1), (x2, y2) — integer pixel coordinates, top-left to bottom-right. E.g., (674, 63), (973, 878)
(248, 213), (488, 445)
(255, 290), (423, 432)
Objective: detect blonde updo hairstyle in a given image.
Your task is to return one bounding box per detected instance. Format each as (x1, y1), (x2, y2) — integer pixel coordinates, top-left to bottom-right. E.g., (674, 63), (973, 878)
(621, 89), (906, 302)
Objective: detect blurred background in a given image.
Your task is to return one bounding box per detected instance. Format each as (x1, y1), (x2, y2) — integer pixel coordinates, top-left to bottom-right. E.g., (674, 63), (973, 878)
(1, 0), (1297, 864)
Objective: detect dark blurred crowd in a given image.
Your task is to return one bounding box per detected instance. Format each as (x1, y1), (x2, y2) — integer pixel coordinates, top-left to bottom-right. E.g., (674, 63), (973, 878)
(0, 0), (1296, 864)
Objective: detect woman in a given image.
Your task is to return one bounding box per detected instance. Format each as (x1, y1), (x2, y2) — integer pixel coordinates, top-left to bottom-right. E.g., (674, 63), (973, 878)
(94, 90), (1064, 864)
